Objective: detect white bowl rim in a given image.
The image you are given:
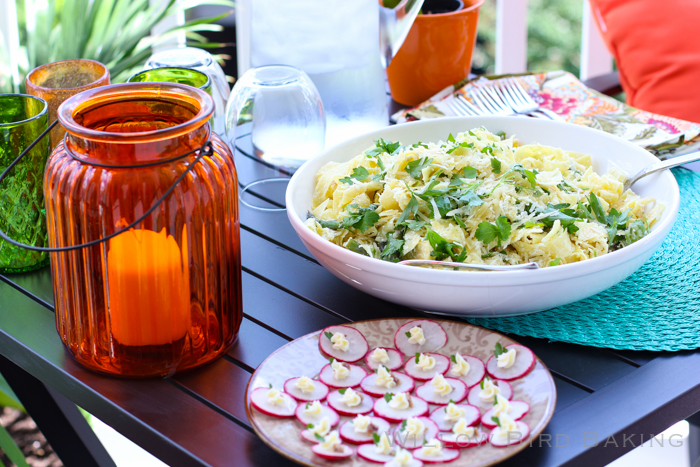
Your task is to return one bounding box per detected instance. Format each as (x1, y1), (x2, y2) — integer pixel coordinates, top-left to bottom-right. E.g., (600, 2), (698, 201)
(286, 116), (680, 286)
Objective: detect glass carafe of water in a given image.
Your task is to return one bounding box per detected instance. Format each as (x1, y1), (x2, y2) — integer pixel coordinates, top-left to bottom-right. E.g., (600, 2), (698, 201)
(244, 0), (422, 148)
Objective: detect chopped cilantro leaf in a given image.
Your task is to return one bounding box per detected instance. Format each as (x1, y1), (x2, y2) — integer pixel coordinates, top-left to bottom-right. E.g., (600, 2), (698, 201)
(426, 230), (468, 262)
(447, 133), (456, 143)
(490, 157), (501, 174)
(494, 342), (506, 358)
(324, 331), (333, 341)
(315, 433), (325, 441)
(548, 258), (561, 267)
(405, 331), (411, 338)
(384, 393), (394, 403)
(491, 416), (501, 427)
(450, 355), (457, 363)
(307, 423), (314, 429)
(380, 235), (404, 262)
(475, 216), (511, 246)
(373, 433), (381, 444)
(341, 205), (379, 233)
(405, 157), (433, 179)
(397, 194), (420, 225)
(415, 352), (420, 363)
(346, 239), (369, 256)
(338, 388), (347, 395)
(462, 166), (478, 179)
(339, 166), (370, 184)
(453, 216), (467, 230)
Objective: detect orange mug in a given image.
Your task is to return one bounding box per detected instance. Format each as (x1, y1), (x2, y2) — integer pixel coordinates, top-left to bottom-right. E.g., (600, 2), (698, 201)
(387, 0), (485, 106)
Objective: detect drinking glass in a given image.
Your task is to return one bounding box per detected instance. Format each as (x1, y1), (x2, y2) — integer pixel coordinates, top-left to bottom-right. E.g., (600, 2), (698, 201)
(25, 59), (110, 147)
(127, 67), (212, 95)
(0, 94), (50, 273)
(225, 65), (325, 169)
(145, 48), (229, 135)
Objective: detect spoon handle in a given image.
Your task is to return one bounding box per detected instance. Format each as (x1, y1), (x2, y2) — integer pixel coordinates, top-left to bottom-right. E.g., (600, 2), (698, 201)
(398, 260), (540, 271)
(626, 150), (700, 190)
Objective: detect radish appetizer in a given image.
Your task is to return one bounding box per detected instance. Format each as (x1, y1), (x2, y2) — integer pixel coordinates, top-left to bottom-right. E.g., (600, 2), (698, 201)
(250, 320), (543, 462)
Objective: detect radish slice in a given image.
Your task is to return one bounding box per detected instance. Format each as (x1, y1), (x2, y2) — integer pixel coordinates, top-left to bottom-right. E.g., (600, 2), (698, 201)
(326, 389), (374, 416)
(357, 444), (396, 464)
(403, 353), (450, 381)
(319, 325), (369, 363)
(394, 320), (447, 357)
(486, 344), (536, 381)
(373, 393), (429, 422)
(361, 370), (415, 397)
(312, 443), (354, 459)
(301, 429), (325, 444)
(250, 387), (297, 418)
(414, 377), (467, 405)
(489, 421), (530, 447)
(339, 416), (391, 444)
(412, 441), (460, 464)
(386, 450), (424, 467)
(446, 354), (486, 388)
(393, 417), (440, 450)
(441, 430), (489, 449)
(429, 404), (480, 432)
(467, 379), (512, 411)
(481, 401), (530, 428)
(284, 377), (329, 402)
(319, 362), (368, 388)
(365, 347), (404, 371)
(295, 402), (340, 427)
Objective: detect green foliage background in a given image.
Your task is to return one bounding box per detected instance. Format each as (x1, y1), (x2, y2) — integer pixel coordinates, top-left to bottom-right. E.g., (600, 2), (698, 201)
(472, 0), (584, 76)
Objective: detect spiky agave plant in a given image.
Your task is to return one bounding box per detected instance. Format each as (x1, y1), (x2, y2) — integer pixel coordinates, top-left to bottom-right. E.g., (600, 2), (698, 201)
(2, 0), (235, 93)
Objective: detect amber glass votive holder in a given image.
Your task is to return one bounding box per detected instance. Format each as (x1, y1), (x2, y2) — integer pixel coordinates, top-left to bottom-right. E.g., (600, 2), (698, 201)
(26, 59), (110, 147)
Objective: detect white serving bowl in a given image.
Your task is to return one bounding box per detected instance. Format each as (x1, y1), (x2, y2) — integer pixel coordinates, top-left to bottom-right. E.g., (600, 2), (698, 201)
(286, 117), (679, 317)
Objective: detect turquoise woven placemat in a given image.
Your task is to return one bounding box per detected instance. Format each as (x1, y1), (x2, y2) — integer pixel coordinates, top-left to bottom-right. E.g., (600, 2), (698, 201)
(466, 168), (700, 352)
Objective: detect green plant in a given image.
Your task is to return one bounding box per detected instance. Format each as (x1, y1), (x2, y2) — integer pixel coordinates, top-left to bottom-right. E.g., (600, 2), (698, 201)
(2, 0), (235, 93)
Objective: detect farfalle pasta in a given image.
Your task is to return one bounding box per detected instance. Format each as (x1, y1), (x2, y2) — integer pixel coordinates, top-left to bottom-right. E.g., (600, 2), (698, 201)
(305, 127), (663, 268)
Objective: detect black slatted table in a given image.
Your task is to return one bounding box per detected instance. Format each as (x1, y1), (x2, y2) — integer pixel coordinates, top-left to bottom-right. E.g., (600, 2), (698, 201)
(1, 121), (699, 467)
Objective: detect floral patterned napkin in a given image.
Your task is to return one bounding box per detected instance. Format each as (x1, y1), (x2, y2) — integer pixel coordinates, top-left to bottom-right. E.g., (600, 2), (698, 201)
(392, 71), (700, 158)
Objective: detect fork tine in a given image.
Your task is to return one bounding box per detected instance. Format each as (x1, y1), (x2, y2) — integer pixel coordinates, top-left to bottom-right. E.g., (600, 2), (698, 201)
(447, 100), (467, 116)
(455, 95), (484, 115)
(502, 79), (526, 106)
(471, 89), (499, 114)
(489, 84), (517, 112)
(449, 97), (476, 116)
(481, 86), (510, 113)
(511, 78), (537, 106)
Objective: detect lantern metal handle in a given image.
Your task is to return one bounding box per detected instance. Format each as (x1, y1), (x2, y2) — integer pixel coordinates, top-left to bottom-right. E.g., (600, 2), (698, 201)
(0, 119), (213, 252)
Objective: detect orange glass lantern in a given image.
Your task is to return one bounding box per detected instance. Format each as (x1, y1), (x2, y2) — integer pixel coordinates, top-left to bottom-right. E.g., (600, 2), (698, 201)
(45, 83), (242, 377)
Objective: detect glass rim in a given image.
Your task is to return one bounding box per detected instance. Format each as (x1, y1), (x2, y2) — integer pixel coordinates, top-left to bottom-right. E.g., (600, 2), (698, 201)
(26, 58), (110, 92)
(0, 94), (49, 128)
(245, 64), (307, 87)
(57, 83), (215, 143)
(127, 67), (211, 90)
(148, 47), (214, 68)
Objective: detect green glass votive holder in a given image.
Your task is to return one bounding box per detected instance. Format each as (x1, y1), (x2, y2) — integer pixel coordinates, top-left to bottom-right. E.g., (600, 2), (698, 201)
(128, 67), (213, 95)
(0, 94), (50, 273)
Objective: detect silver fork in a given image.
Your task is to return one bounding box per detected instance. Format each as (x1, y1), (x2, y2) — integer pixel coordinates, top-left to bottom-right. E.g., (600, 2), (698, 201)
(500, 78), (562, 121)
(448, 86), (514, 117)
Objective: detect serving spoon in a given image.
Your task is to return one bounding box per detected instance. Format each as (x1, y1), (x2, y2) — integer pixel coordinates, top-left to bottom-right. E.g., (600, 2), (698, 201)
(624, 150), (700, 191)
(398, 259), (539, 270)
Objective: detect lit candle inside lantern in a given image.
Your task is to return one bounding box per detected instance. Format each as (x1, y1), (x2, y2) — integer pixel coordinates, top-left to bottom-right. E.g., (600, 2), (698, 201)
(106, 228), (191, 347)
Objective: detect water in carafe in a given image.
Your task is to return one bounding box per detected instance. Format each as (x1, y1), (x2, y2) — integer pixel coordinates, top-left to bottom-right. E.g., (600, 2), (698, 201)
(250, 0), (389, 148)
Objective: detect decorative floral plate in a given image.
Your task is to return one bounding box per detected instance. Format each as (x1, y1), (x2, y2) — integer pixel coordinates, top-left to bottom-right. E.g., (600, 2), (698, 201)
(245, 318), (557, 467)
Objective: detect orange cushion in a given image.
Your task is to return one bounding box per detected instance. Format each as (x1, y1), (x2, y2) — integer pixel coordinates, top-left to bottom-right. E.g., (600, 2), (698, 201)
(589, 0), (700, 123)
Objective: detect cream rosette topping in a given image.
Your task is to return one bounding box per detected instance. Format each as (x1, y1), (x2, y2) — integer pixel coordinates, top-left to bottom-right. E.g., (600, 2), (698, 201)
(479, 378), (502, 402)
(339, 388), (363, 407)
(294, 375), (316, 394)
(331, 359), (350, 380)
(497, 347), (517, 369)
(304, 400), (323, 417)
(418, 438), (443, 457)
(319, 430), (342, 451)
(375, 432), (393, 455)
(444, 402), (467, 422)
(430, 374), (453, 396)
(388, 448), (416, 467)
(309, 417), (332, 437)
(492, 393), (512, 417)
(453, 418), (478, 438)
(408, 326), (427, 346)
(450, 353), (471, 376)
(415, 353), (436, 371)
(494, 412), (519, 439)
(403, 417), (426, 437)
(370, 348), (390, 365)
(352, 414), (372, 433)
(388, 392), (411, 410)
(331, 332), (350, 352)
(376, 365), (397, 388)
(266, 388), (285, 406)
